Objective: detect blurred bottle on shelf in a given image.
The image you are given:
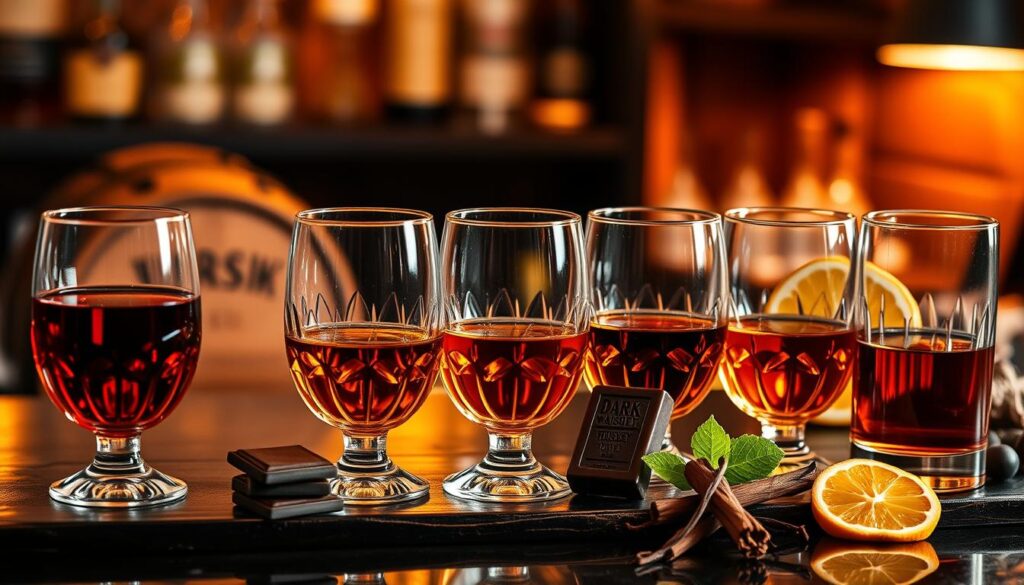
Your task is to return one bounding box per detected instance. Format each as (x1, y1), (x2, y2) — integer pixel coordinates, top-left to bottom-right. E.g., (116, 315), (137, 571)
(458, 0), (532, 134)
(299, 0), (379, 125)
(721, 128), (774, 212)
(780, 108), (831, 209)
(531, 0), (589, 132)
(0, 0), (66, 126)
(150, 0), (226, 125)
(384, 0), (452, 124)
(230, 0), (294, 126)
(828, 128), (872, 219)
(64, 0), (143, 123)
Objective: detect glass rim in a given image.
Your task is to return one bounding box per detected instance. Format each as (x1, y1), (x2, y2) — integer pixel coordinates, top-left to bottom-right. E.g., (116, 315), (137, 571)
(445, 207), (581, 227)
(41, 206), (190, 226)
(588, 206), (720, 226)
(863, 209), (999, 231)
(296, 207), (434, 227)
(724, 206), (855, 227)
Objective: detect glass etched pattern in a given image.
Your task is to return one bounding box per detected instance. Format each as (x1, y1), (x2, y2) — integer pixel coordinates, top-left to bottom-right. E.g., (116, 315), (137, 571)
(584, 208), (729, 452)
(287, 292), (441, 436)
(439, 208), (590, 503)
(720, 208), (857, 461)
(851, 210), (999, 492)
(585, 307), (725, 419)
(285, 208), (443, 505)
(441, 290), (589, 432)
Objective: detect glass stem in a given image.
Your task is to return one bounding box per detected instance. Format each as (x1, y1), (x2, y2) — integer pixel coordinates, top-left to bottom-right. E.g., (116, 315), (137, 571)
(90, 434), (147, 475)
(339, 433), (393, 474)
(481, 431), (537, 472)
(763, 423), (810, 457)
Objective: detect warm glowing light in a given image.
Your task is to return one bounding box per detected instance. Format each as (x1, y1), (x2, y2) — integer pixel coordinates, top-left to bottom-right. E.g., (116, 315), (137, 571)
(530, 98), (590, 131)
(878, 43), (1024, 71)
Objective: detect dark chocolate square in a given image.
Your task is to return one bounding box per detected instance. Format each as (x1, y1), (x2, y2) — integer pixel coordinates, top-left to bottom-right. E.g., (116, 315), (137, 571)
(232, 492), (345, 520)
(227, 445), (336, 485)
(232, 474), (332, 498)
(567, 385), (673, 499)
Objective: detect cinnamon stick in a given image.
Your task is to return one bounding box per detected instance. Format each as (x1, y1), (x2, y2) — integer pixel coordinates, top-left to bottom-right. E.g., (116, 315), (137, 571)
(684, 459), (771, 558)
(635, 516), (720, 575)
(635, 461), (817, 529)
(636, 458), (730, 570)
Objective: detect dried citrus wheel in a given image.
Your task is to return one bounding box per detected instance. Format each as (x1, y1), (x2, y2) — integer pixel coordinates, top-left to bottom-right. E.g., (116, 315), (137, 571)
(811, 539), (940, 585)
(812, 459), (941, 542)
(765, 256), (921, 426)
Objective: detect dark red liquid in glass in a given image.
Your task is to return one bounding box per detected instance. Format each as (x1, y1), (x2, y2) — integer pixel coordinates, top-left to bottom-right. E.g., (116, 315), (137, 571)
(853, 334), (994, 454)
(584, 310), (726, 418)
(31, 286), (201, 438)
(441, 319), (588, 432)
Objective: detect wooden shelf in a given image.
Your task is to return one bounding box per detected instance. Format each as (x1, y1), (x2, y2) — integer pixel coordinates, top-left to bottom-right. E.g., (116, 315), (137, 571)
(0, 125), (627, 162)
(656, 1), (886, 44)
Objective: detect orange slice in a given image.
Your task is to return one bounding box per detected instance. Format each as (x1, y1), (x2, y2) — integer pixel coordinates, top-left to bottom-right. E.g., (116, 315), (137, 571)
(765, 256), (920, 326)
(765, 256), (850, 318)
(765, 257), (921, 426)
(812, 459), (941, 542)
(811, 539), (940, 585)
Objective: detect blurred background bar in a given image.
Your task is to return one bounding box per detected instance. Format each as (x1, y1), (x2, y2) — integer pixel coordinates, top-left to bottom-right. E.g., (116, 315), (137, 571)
(1, 0), (1024, 395)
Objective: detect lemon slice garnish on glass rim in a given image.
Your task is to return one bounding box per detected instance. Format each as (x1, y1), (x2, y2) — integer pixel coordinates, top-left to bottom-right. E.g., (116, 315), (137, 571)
(764, 256), (921, 327)
(763, 256), (921, 425)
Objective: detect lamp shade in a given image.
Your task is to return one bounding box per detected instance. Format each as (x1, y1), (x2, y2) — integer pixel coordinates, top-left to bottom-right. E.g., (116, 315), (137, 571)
(878, 0), (1024, 71)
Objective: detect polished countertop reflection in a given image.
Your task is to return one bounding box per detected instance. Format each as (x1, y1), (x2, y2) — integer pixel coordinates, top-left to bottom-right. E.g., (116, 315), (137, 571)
(2, 385), (1024, 583)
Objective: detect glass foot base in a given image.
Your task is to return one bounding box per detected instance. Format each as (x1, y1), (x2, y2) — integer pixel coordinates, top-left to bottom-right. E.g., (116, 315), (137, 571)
(443, 460), (571, 503)
(852, 442), (985, 493)
(331, 466), (430, 506)
(49, 464), (187, 509)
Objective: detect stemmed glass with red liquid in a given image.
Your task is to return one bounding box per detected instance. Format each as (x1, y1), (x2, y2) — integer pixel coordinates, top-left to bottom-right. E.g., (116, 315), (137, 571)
(285, 208), (443, 505)
(852, 211), (998, 492)
(439, 208), (591, 503)
(721, 208), (857, 462)
(31, 207), (201, 508)
(583, 208), (728, 453)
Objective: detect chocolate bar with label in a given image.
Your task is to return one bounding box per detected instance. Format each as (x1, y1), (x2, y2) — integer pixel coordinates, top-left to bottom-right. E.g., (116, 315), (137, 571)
(567, 385), (673, 499)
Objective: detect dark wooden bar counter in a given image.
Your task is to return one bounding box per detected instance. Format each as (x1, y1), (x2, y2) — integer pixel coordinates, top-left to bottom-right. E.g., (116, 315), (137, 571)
(3, 386), (1024, 583)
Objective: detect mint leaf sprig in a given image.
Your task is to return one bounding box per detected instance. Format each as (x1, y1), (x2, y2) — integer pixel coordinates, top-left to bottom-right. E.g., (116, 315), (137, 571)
(642, 415), (784, 490)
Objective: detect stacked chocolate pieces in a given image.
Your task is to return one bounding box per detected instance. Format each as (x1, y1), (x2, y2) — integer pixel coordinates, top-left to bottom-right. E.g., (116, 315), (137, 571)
(228, 445), (343, 519)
